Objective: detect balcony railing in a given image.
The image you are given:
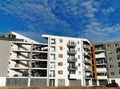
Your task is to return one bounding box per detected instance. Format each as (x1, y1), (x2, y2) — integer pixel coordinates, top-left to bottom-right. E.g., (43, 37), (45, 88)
(67, 41), (76, 47)
(67, 57), (77, 62)
(85, 76), (92, 79)
(67, 50), (77, 55)
(84, 45), (90, 50)
(84, 59), (91, 64)
(85, 67), (92, 72)
(68, 66), (77, 70)
(68, 74), (76, 79)
(95, 48), (105, 52)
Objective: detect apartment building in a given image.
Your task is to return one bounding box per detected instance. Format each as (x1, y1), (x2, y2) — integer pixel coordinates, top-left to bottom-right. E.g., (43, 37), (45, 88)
(91, 43), (108, 86)
(1, 31), (120, 87)
(42, 35), (92, 86)
(105, 41), (120, 85)
(91, 41), (120, 86)
(0, 32), (48, 86)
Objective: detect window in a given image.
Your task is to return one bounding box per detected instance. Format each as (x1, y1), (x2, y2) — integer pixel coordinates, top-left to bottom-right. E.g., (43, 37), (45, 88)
(96, 58), (105, 64)
(78, 55), (80, 59)
(51, 46), (55, 52)
(58, 62), (63, 66)
(111, 80), (115, 83)
(95, 46), (104, 51)
(97, 65), (106, 68)
(51, 39), (56, 44)
(50, 54), (55, 60)
(117, 56), (120, 60)
(59, 54), (63, 58)
(59, 39), (63, 43)
(116, 48), (120, 54)
(69, 70), (75, 74)
(69, 63), (75, 68)
(109, 58), (113, 61)
(115, 43), (119, 47)
(107, 44), (111, 48)
(119, 70), (120, 74)
(58, 70), (63, 74)
(69, 55), (75, 60)
(111, 72), (114, 75)
(78, 48), (80, 51)
(110, 65), (113, 68)
(108, 51), (112, 54)
(59, 46), (63, 50)
(118, 62), (120, 68)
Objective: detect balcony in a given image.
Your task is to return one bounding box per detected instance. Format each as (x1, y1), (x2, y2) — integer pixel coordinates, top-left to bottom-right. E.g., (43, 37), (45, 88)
(67, 41), (76, 47)
(68, 74), (76, 79)
(12, 49), (31, 53)
(85, 76), (92, 79)
(84, 59), (91, 65)
(97, 76), (107, 79)
(11, 67), (29, 70)
(67, 49), (77, 55)
(95, 48), (105, 53)
(68, 66), (77, 70)
(85, 66), (92, 72)
(96, 68), (107, 72)
(84, 45), (90, 50)
(85, 73), (91, 76)
(84, 52), (90, 58)
(67, 57), (77, 62)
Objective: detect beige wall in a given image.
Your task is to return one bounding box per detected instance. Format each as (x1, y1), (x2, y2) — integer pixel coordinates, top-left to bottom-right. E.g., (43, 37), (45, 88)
(0, 40), (11, 77)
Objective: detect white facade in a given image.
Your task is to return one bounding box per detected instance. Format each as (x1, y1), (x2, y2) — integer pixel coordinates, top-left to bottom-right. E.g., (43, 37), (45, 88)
(42, 34), (92, 86)
(0, 32), (48, 86)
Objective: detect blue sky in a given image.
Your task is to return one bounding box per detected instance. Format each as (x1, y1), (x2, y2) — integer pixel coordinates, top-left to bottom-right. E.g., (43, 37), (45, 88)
(0, 0), (120, 43)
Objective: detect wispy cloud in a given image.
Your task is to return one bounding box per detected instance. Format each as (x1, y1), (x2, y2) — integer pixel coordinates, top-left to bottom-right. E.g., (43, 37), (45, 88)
(0, 0), (120, 43)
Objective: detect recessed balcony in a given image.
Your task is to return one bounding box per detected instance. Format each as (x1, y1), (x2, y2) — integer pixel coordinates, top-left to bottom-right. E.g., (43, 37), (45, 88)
(67, 57), (77, 62)
(84, 45), (90, 50)
(68, 74), (76, 79)
(67, 50), (77, 55)
(68, 66), (77, 70)
(85, 67), (92, 72)
(67, 41), (76, 47)
(84, 59), (91, 65)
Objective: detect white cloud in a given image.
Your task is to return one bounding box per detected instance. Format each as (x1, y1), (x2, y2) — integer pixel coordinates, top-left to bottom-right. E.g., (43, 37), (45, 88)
(82, 23), (120, 42)
(81, 0), (98, 18)
(0, 0), (120, 43)
(102, 7), (115, 15)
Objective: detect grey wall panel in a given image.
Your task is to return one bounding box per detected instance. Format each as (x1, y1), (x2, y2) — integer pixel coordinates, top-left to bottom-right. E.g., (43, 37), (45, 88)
(6, 78), (28, 86)
(58, 79), (65, 86)
(69, 79), (81, 86)
(30, 78), (47, 86)
(0, 41), (11, 77)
